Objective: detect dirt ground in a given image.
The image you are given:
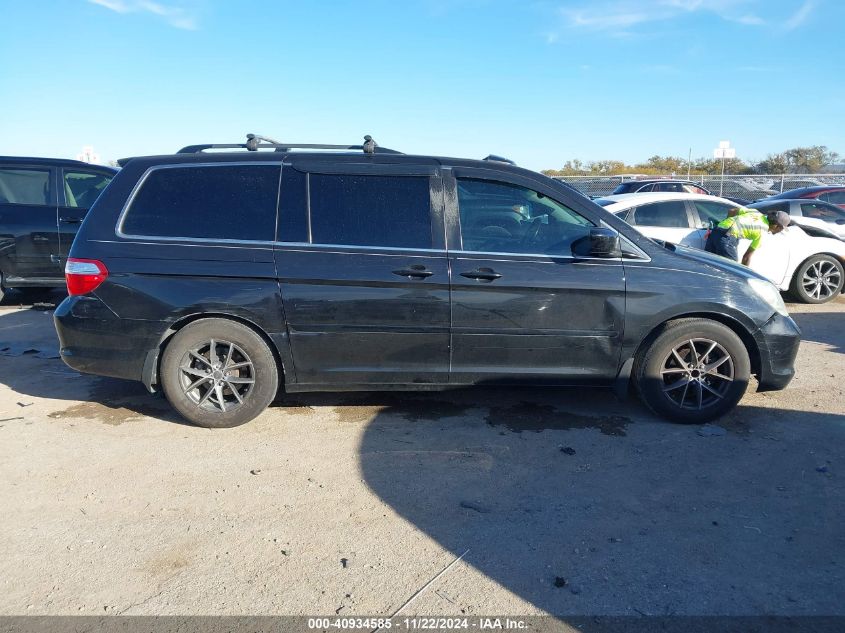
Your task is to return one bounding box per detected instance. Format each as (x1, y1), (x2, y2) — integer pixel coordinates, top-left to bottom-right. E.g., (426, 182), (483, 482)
(0, 290), (842, 617)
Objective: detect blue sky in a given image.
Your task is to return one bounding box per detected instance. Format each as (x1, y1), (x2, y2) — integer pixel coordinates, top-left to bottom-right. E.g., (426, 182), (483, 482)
(0, 0), (842, 171)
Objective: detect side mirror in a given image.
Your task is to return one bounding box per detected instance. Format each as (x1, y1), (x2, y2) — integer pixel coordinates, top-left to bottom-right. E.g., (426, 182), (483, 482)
(573, 227), (622, 258)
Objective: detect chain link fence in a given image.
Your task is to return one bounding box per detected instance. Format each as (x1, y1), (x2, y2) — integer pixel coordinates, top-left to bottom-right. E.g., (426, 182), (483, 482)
(554, 174), (845, 201)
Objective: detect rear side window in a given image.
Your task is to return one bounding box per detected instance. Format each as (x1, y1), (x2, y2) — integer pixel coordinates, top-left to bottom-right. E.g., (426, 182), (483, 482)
(308, 174), (432, 249)
(800, 203), (845, 221)
(653, 182), (685, 193)
(122, 165), (279, 241)
(64, 171), (113, 208)
(755, 202), (789, 214)
(628, 201), (691, 228)
(0, 168), (50, 205)
(820, 191), (845, 204)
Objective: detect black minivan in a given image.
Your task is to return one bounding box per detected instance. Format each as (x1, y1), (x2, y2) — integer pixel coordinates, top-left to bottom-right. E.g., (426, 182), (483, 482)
(54, 136), (800, 428)
(0, 156), (116, 301)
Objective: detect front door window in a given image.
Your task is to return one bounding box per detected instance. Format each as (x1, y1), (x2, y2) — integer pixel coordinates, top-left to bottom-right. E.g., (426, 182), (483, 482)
(456, 178), (592, 256)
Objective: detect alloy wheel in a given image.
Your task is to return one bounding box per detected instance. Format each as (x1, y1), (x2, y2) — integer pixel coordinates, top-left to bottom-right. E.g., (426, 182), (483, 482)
(660, 338), (735, 410)
(178, 338), (255, 412)
(802, 260), (842, 301)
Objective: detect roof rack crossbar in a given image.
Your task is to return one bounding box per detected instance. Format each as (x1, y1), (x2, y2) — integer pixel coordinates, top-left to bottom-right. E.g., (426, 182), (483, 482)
(177, 134), (402, 155)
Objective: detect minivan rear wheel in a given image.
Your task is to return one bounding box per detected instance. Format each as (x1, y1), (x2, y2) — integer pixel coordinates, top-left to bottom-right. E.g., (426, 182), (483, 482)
(161, 319), (278, 428)
(634, 319), (750, 424)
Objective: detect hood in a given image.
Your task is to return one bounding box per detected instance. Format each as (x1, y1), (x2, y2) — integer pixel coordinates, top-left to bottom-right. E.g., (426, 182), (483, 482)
(651, 240), (772, 284)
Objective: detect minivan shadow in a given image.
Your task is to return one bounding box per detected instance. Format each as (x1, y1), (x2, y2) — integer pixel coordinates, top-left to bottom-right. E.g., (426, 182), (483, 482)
(358, 401), (845, 616)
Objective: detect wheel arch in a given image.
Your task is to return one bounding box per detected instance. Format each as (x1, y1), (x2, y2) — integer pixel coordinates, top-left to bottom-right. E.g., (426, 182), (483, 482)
(142, 312), (287, 392)
(632, 311), (761, 376)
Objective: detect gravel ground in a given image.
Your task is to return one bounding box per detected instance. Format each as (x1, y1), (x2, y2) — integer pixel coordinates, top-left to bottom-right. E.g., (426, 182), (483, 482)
(0, 290), (842, 617)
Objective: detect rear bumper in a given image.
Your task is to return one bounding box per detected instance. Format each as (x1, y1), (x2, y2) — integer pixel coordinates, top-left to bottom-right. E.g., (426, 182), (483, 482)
(53, 295), (163, 382)
(753, 312), (801, 392)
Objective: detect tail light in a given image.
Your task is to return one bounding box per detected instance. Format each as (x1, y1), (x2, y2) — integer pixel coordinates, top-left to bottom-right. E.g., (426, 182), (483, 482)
(65, 258), (108, 296)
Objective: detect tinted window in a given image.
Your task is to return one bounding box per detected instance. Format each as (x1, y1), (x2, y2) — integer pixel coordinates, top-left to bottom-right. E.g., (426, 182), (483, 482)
(693, 201), (736, 225)
(635, 183), (655, 192)
(0, 168), (50, 205)
(653, 182), (685, 193)
(278, 167), (308, 243)
(308, 174), (432, 249)
(457, 178), (592, 255)
(629, 201), (690, 228)
(123, 165), (279, 241)
(63, 171), (113, 208)
(820, 191), (845, 204)
(681, 184), (708, 194)
(800, 203), (845, 221)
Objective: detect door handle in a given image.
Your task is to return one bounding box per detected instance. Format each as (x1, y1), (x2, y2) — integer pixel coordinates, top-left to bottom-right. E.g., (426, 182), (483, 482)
(59, 217), (82, 224)
(392, 265), (434, 279)
(460, 268), (502, 281)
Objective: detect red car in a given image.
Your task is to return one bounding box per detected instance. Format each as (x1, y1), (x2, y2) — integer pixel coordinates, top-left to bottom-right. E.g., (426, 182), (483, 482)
(766, 185), (845, 209)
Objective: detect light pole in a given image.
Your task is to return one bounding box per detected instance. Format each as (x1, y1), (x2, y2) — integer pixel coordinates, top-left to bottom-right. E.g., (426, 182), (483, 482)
(713, 141), (735, 197)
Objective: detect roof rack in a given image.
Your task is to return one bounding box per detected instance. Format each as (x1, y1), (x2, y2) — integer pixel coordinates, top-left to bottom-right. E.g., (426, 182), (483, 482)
(177, 134), (402, 155)
(483, 154), (516, 166)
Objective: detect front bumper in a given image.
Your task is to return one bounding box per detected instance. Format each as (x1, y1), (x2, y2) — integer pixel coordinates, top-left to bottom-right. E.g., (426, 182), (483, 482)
(54, 295), (163, 383)
(753, 312), (801, 392)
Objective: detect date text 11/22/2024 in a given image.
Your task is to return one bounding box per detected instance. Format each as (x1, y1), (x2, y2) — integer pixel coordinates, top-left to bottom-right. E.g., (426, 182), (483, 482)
(307, 617), (528, 630)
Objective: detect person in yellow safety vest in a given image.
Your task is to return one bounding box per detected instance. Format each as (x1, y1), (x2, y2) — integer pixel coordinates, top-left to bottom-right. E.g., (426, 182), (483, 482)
(704, 207), (791, 266)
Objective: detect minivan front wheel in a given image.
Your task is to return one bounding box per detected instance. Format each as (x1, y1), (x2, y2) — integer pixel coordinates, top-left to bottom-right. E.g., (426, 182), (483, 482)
(161, 319), (278, 428)
(634, 319), (750, 424)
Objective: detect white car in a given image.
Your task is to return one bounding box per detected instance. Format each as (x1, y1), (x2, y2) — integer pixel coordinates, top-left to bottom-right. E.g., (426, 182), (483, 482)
(748, 199), (845, 240)
(595, 192), (845, 303)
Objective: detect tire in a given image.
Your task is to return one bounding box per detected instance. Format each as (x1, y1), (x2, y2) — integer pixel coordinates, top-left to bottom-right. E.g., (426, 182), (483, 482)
(634, 319), (751, 424)
(789, 255), (844, 304)
(160, 318), (279, 428)
(0, 272), (5, 304)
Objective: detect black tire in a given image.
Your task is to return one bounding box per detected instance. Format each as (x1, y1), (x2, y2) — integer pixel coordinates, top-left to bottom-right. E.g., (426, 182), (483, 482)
(160, 318), (279, 428)
(634, 319), (750, 424)
(789, 255), (844, 304)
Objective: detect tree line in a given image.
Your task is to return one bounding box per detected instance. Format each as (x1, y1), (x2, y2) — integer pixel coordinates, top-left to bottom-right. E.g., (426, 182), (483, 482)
(541, 145), (841, 177)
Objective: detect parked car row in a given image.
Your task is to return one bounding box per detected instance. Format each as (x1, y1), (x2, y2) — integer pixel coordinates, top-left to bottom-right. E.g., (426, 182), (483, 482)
(594, 193), (845, 303)
(611, 178), (752, 206)
(765, 185), (845, 209)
